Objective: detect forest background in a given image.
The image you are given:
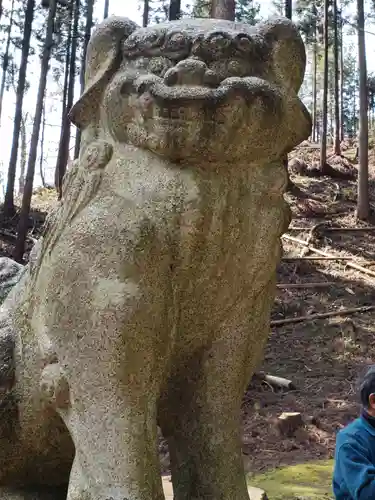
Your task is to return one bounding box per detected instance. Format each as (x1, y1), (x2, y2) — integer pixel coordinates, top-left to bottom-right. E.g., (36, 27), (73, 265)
(0, 0), (373, 198)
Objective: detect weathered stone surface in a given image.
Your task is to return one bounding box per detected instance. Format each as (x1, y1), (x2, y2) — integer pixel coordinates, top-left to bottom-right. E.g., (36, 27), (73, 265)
(162, 477), (268, 500)
(247, 486), (269, 500)
(0, 15), (310, 500)
(0, 257), (24, 305)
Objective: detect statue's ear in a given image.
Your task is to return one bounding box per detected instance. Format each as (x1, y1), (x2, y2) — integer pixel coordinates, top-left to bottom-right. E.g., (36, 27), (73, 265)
(258, 17), (306, 94)
(69, 16), (139, 129)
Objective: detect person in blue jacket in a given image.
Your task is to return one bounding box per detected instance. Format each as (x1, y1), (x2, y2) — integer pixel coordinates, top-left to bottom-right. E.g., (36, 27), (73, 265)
(333, 365), (375, 499)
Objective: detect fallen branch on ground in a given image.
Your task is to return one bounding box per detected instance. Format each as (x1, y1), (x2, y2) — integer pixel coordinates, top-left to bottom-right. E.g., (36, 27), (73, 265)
(298, 223), (324, 258)
(0, 230), (37, 246)
(276, 282), (334, 289)
(289, 226), (375, 232)
(282, 256), (357, 261)
(282, 234), (375, 280)
(271, 305), (375, 327)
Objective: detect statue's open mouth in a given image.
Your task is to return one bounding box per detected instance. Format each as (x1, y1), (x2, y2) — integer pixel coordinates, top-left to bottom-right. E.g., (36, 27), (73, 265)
(148, 76), (283, 109)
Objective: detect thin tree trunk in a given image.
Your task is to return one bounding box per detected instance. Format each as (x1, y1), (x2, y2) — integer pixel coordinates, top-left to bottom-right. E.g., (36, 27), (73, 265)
(339, 8), (344, 141)
(285, 0), (292, 19)
(142, 0), (149, 26)
(103, 0), (109, 18)
(3, 0), (35, 217)
(0, 0), (15, 127)
(74, 0), (93, 159)
(18, 113), (27, 195)
(14, 0), (57, 262)
(61, 0), (73, 118)
(319, 0), (329, 171)
(40, 103), (46, 188)
(330, 97), (333, 142)
(353, 91), (356, 137)
(54, 11), (72, 189)
(210, 0), (235, 20)
(312, 36), (317, 142)
(169, 0), (181, 20)
(55, 0), (79, 198)
(333, 0), (341, 155)
(357, 0), (369, 220)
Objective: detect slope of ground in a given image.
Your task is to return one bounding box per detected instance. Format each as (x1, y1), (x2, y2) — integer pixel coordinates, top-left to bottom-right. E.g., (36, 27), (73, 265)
(242, 144), (375, 474)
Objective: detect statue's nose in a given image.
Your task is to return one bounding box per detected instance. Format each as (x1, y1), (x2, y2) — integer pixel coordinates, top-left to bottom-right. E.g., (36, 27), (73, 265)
(164, 59), (208, 86)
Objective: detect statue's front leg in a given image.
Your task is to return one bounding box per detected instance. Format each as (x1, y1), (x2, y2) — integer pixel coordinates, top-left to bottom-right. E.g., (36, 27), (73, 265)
(37, 204), (172, 500)
(51, 280), (167, 500)
(160, 282), (274, 500)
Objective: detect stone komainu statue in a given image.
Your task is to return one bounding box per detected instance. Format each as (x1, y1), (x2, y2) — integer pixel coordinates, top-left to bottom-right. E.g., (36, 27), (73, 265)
(0, 16), (311, 500)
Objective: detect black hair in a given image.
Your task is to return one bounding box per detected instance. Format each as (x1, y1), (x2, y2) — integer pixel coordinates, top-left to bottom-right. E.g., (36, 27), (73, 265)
(360, 365), (375, 407)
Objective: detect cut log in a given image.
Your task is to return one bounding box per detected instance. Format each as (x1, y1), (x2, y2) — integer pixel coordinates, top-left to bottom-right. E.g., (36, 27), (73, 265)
(277, 412), (304, 437)
(253, 372), (296, 390)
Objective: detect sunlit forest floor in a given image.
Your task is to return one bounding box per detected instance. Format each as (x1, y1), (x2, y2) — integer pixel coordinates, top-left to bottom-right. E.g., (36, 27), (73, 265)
(0, 142), (374, 476)
(243, 142), (375, 473)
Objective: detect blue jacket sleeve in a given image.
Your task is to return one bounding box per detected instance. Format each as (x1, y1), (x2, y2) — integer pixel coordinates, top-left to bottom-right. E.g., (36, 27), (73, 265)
(337, 441), (375, 499)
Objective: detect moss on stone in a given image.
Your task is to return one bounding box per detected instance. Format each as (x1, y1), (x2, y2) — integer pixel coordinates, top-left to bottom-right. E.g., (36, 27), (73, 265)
(247, 460), (334, 499)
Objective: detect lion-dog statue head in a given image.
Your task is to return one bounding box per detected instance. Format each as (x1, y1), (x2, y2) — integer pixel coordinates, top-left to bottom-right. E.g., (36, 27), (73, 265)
(69, 16), (311, 165)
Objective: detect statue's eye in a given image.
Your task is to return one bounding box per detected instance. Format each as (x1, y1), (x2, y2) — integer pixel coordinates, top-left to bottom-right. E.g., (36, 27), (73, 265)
(165, 32), (190, 52)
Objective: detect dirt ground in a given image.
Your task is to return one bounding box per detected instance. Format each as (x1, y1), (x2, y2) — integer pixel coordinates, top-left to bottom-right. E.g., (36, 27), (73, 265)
(1, 145), (375, 477)
(243, 144), (375, 474)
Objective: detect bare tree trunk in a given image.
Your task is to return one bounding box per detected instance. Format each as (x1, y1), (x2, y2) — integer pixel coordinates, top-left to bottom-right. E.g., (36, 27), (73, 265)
(330, 96), (333, 142)
(357, 0), (369, 220)
(14, 0), (57, 262)
(3, 0), (35, 217)
(74, 0), (94, 159)
(55, 0), (79, 198)
(312, 35), (317, 142)
(210, 0), (235, 20)
(353, 91), (356, 137)
(284, 0), (291, 19)
(61, 0), (73, 118)
(319, 0), (329, 172)
(18, 113), (27, 195)
(169, 0), (181, 20)
(142, 0), (149, 26)
(339, 8), (344, 141)
(0, 0), (15, 127)
(103, 0), (109, 18)
(333, 0), (341, 155)
(40, 103), (46, 188)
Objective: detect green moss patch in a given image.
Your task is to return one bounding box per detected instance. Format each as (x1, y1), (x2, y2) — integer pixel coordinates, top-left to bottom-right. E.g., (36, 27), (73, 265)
(247, 460), (334, 499)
